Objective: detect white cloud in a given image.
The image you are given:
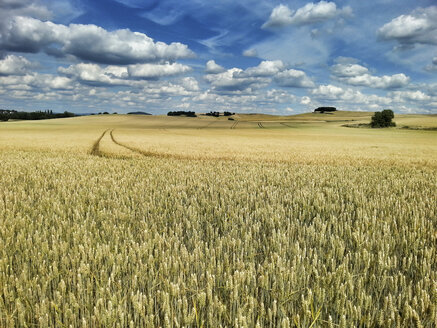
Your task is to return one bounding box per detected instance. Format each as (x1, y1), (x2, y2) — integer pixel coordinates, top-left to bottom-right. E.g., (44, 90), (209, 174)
(242, 49), (258, 57)
(175, 102), (191, 109)
(58, 62), (192, 86)
(0, 54), (34, 75)
(265, 89), (297, 103)
(311, 84), (344, 99)
(262, 4), (294, 28)
(127, 62), (191, 79)
(48, 76), (73, 89)
(242, 60), (285, 77)
(0, 72), (74, 91)
(289, 1), (350, 25)
(180, 77), (199, 91)
(262, 1), (352, 28)
(205, 67), (269, 92)
(310, 84), (409, 109)
(142, 79), (199, 96)
(205, 60), (225, 74)
(0, 16), (194, 64)
(389, 90), (431, 102)
(0, 0), (52, 20)
(58, 63), (130, 86)
(274, 69), (315, 88)
(331, 62), (410, 89)
(301, 96), (312, 105)
(378, 6), (437, 46)
(204, 61), (285, 92)
(331, 63), (369, 77)
(204, 61), (315, 92)
(343, 73), (409, 89)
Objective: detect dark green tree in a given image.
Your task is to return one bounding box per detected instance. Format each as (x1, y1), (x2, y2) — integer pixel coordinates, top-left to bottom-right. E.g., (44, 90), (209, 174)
(371, 109), (395, 128)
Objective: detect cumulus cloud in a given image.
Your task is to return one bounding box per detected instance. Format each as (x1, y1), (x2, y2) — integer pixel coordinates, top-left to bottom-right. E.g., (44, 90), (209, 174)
(204, 67), (269, 92)
(127, 62), (191, 79)
(378, 6), (437, 47)
(0, 16), (194, 64)
(262, 1), (352, 28)
(331, 63), (369, 77)
(344, 73), (409, 89)
(311, 84), (393, 106)
(0, 0), (51, 20)
(142, 79), (200, 96)
(389, 90), (431, 102)
(311, 84), (344, 99)
(205, 60), (315, 92)
(242, 60), (285, 77)
(331, 62), (410, 89)
(180, 77), (200, 91)
(205, 60), (225, 74)
(274, 69), (315, 88)
(48, 76), (73, 89)
(204, 61), (283, 92)
(0, 72), (74, 91)
(58, 61), (191, 86)
(265, 89), (297, 103)
(0, 54), (34, 75)
(58, 63), (130, 86)
(262, 4), (294, 28)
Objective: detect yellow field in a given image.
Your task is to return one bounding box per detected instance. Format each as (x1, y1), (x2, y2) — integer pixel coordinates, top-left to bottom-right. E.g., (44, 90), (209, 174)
(0, 112), (436, 327)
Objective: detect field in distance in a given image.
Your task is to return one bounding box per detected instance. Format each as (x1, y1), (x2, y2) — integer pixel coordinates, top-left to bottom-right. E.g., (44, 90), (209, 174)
(0, 111), (436, 327)
(1, 111), (436, 165)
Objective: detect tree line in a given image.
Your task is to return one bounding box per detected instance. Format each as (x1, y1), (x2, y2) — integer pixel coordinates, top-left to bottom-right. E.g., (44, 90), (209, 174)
(205, 111), (235, 117)
(0, 109), (75, 121)
(167, 111), (197, 117)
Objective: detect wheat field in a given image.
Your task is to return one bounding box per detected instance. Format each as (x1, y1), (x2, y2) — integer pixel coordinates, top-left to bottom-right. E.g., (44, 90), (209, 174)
(0, 112), (436, 327)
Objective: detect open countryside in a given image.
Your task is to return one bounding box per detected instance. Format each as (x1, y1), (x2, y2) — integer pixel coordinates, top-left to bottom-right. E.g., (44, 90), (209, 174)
(1, 0), (437, 327)
(1, 111), (436, 327)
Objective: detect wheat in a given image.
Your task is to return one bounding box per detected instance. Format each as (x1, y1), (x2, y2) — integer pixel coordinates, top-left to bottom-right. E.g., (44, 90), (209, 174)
(0, 114), (436, 327)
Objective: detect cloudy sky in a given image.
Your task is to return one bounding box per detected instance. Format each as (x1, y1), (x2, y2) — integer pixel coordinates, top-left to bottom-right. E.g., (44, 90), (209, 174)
(0, 0), (436, 114)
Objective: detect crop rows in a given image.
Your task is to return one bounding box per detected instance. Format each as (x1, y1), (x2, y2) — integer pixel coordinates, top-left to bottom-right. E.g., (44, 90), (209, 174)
(1, 147), (436, 327)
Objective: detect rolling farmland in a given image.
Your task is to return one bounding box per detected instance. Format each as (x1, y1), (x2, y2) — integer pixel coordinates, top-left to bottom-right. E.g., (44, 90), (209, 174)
(0, 112), (436, 327)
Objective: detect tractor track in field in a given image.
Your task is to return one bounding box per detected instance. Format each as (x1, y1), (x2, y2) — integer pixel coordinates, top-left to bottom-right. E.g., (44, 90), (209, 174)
(109, 129), (241, 162)
(258, 122), (265, 129)
(109, 129), (178, 159)
(280, 122), (294, 128)
(230, 121), (238, 129)
(90, 129), (109, 156)
(93, 128), (316, 164)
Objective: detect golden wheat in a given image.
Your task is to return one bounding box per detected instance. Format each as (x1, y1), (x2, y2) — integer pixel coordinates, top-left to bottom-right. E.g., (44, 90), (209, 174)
(0, 114), (436, 327)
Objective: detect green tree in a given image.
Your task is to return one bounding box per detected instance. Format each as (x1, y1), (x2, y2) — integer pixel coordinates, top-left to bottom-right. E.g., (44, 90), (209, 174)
(371, 109), (395, 128)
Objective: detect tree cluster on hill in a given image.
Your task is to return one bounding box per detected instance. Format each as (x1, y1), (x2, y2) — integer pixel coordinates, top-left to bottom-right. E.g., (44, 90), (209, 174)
(314, 107), (336, 113)
(127, 111), (151, 115)
(0, 109), (75, 121)
(205, 111), (235, 117)
(167, 111), (196, 117)
(371, 109), (395, 128)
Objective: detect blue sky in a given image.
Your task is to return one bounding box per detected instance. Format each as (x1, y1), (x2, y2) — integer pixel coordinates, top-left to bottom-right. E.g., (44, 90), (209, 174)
(0, 0), (436, 114)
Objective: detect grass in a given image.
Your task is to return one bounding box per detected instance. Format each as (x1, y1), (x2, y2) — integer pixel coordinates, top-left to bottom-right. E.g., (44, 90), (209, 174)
(0, 111), (436, 327)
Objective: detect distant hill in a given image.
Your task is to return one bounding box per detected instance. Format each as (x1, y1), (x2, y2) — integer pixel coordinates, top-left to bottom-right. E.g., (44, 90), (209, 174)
(128, 111), (151, 115)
